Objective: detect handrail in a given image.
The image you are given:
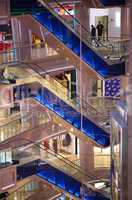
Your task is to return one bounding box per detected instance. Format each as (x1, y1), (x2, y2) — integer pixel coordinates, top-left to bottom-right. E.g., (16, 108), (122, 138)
(0, 110), (51, 144)
(0, 137), (109, 183)
(0, 179), (63, 200)
(49, 0), (129, 51)
(0, 110), (49, 129)
(40, 0), (113, 51)
(0, 137), (111, 199)
(1, 59), (110, 132)
(39, 0), (128, 60)
(3, 180), (39, 200)
(0, 112), (33, 128)
(44, 0), (112, 50)
(21, 61), (111, 129)
(11, 0), (127, 59)
(18, 61), (109, 116)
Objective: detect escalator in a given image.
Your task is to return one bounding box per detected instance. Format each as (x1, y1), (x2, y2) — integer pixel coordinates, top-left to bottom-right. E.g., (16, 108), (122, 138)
(10, 0), (125, 78)
(1, 138), (110, 200)
(0, 178), (63, 200)
(11, 62), (110, 147)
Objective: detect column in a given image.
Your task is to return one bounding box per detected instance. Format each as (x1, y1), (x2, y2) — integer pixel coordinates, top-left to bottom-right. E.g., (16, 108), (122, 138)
(127, 2), (132, 200)
(79, 140), (94, 181)
(81, 65), (93, 102)
(0, 0), (10, 19)
(121, 7), (130, 38)
(11, 17), (31, 61)
(75, 1), (90, 32)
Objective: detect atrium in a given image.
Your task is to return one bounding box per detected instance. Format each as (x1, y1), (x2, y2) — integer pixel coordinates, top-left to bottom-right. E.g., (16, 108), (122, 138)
(0, 0), (131, 200)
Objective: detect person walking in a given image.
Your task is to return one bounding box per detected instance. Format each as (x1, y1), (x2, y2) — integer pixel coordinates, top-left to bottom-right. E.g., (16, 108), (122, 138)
(96, 21), (104, 41)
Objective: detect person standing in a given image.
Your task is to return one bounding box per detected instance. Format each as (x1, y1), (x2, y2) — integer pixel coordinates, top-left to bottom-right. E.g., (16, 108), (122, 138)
(90, 25), (96, 43)
(96, 21), (104, 41)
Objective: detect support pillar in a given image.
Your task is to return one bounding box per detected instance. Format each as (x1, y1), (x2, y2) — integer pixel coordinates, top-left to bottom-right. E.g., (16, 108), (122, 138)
(11, 17), (31, 61)
(127, 4), (132, 200)
(75, 1), (90, 32)
(0, 0), (10, 20)
(79, 140), (94, 181)
(125, 1), (132, 200)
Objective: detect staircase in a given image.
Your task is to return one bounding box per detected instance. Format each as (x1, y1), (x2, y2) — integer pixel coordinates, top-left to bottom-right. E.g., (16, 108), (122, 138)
(10, 0), (125, 78)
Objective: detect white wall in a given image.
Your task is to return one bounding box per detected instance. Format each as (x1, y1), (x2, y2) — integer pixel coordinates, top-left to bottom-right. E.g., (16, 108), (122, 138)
(90, 8), (121, 38)
(108, 7), (121, 38)
(90, 8), (109, 27)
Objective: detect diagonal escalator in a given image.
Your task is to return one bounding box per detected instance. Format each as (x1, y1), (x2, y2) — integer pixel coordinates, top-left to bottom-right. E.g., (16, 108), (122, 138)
(10, 62), (110, 147)
(10, 0), (125, 78)
(1, 138), (110, 200)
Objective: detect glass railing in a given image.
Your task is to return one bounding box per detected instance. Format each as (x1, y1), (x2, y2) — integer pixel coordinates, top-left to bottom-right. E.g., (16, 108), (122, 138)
(0, 180), (62, 200)
(1, 137), (110, 198)
(0, 41), (17, 65)
(6, 181), (40, 200)
(13, 61), (111, 132)
(0, 42), (59, 65)
(94, 154), (110, 169)
(39, 0), (128, 61)
(0, 110), (50, 143)
(0, 59), (111, 133)
(88, 97), (118, 114)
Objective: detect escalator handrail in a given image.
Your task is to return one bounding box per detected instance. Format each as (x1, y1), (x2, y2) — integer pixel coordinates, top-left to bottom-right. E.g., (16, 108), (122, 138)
(19, 61), (110, 132)
(0, 137), (109, 182)
(40, 0), (114, 51)
(3, 180), (38, 200)
(0, 111), (52, 145)
(0, 112), (37, 128)
(51, 0), (129, 54)
(18, 61), (109, 119)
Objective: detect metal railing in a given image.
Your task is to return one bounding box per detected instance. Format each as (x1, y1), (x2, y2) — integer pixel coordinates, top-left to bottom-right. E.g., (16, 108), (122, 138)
(9, 0), (129, 65)
(0, 110), (50, 143)
(0, 59), (112, 133)
(0, 137), (110, 198)
(12, 61), (111, 133)
(94, 154), (110, 169)
(39, 0), (128, 61)
(0, 41), (59, 65)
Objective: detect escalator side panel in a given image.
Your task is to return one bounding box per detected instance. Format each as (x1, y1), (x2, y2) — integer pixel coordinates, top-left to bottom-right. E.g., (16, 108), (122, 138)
(11, 0), (125, 78)
(13, 84), (110, 147)
(32, 11), (125, 78)
(17, 159), (110, 199)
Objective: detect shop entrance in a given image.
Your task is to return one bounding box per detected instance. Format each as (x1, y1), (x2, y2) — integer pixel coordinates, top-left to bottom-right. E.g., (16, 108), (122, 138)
(95, 16), (108, 41)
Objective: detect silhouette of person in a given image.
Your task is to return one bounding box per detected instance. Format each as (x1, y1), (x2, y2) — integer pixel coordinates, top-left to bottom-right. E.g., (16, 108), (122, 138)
(96, 21), (104, 41)
(91, 25), (96, 43)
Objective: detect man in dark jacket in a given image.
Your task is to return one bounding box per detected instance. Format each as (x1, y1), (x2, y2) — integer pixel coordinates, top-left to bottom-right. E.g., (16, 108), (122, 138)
(96, 21), (104, 41)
